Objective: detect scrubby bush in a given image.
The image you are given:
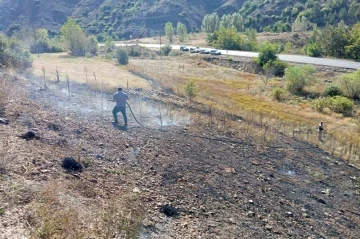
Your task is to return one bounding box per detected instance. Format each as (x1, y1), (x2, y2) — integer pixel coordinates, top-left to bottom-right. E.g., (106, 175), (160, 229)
(330, 96), (354, 115)
(271, 87), (286, 101)
(184, 80), (197, 101)
(161, 44), (172, 56)
(128, 45), (141, 57)
(324, 85), (342, 97)
(305, 42), (322, 57)
(285, 65), (316, 94)
(313, 96), (354, 115)
(271, 60), (287, 77)
(115, 47), (128, 65)
(0, 34), (32, 70)
(313, 97), (332, 113)
(340, 70), (360, 99)
(257, 42), (278, 67)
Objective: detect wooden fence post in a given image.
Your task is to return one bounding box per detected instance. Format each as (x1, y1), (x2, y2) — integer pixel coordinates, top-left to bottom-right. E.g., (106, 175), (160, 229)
(56, 67), (60, 83)
(66, 75), (70, 98)
(42, 66), (46, 89)
(84, 66), (88, 83)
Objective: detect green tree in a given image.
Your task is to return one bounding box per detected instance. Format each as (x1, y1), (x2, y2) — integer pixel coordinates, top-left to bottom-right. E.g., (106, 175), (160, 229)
(220, 14), (234, 29)
(232, 13), (244, 32)
(86, 35), (98, 55)
(292, 16), (310, 32)
(256, 42), (279, 67)
(115, 46), (128, 65)
(211, 28), (253, 51)
(285, 65), (316, 94)
(60, 18), (87, 56)
(176, 22), (187, 42)
(305, 42), (322, 57)
(345, 23), (360, 61)
(201, 12), (220, 33)
(184, 80), (198, 101)
(164, 22), (174, 43)
(314, 21), (350, 58)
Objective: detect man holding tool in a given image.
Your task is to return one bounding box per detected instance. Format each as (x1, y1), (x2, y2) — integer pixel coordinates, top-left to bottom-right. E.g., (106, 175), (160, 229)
(111, 87), (129, 127)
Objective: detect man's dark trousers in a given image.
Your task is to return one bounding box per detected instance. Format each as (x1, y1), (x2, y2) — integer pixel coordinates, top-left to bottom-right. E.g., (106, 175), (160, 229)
(112, 106), (127, 126)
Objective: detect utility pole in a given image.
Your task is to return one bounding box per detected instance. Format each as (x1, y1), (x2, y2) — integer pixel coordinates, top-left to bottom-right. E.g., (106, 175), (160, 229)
(159, 31), (162, 59)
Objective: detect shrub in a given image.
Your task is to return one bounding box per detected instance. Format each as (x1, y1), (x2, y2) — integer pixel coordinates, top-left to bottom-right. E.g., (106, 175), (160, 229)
(184, 80), (197, 100)
(257, 42), (278, 67)
(161, 44), (172, 56)
(0, 34), (32, 70)
(168, 50), (183, 57)
(115, 47), (128, 65)
(271, 60), (287, 77)
(313, 96), (354, 115)
(128, 45), (141, 57)
(272, 87), (286, 101)
(340, 70), (360, 99)
(313, 97), (332, 113)
(324, 85), (342, 97)
(285, 65), (316, 94)
(330, 96), (354, 115)
(305, 42), (322, 57)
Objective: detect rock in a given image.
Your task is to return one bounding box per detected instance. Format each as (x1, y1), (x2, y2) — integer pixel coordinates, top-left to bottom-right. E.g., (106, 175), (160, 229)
(224, 167), (236, 173)
(265, 225), (273, 231)
(228, 218), (236, 224)
(20, 131), (39, 140)
(246, 211), (255, 217)
(133, 187), (141, 193)
(96, 154), (104, 159)
(286, 212), (293, 217)
(61, 157), (84, 172)
(0, 118), (9, 125)
(159, 205), (179, 217)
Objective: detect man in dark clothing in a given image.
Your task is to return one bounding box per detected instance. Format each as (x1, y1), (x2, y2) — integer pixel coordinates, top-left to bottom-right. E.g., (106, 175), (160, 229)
(318, 121), (324, 141)
(112, 87), (129, 126)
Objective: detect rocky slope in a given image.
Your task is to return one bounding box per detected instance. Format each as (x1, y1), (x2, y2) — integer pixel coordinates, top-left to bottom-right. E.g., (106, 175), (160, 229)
(0, 0), (244, 38)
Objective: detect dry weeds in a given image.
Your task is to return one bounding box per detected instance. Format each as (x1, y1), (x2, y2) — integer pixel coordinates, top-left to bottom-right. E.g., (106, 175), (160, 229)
(30, 181), (143, 239)
(31, 53), (152, 92)
(32, 54), (360, 165)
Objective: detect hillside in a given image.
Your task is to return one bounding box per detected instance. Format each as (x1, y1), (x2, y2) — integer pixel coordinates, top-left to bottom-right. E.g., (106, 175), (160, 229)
(1, 56), (360, 237)
(0, 0), (359, 39)
(0, 0), (244, 39)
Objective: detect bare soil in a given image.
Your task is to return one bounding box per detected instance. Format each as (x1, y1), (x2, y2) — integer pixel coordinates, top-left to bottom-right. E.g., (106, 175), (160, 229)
(0, 72), (359, 238)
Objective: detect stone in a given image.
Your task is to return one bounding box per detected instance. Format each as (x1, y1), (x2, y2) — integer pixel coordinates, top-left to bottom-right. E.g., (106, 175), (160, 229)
(247, 211), (255, 217)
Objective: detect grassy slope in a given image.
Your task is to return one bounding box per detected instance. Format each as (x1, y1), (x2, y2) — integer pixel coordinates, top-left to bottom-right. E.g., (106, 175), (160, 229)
(32, 53), (360, 166)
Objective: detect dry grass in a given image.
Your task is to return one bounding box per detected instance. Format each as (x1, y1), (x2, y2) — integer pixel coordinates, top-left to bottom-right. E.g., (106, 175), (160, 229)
(31, 53), (152, 92)
(0, 77), (8, 116)
(30, 181), (143, 239)
(128, 57), (360, 164)
(30, 53), (360, 165)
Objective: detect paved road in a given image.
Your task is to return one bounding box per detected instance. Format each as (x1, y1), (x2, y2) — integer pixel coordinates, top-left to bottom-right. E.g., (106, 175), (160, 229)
(113, 43), (360, 70)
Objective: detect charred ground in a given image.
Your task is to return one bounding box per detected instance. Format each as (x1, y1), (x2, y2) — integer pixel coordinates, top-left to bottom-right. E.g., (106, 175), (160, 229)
(0, 73), (359, 238)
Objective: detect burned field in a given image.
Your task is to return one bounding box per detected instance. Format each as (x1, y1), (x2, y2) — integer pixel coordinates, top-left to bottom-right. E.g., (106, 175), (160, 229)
(0, 74), (359, 238)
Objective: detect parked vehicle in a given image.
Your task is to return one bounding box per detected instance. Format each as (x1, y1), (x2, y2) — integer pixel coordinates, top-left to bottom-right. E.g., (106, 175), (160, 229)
(180, 45), (186, 51)
(182, 47), (189, 51)
(190, 47), (199, 53)
(210, 49), (221, 55)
